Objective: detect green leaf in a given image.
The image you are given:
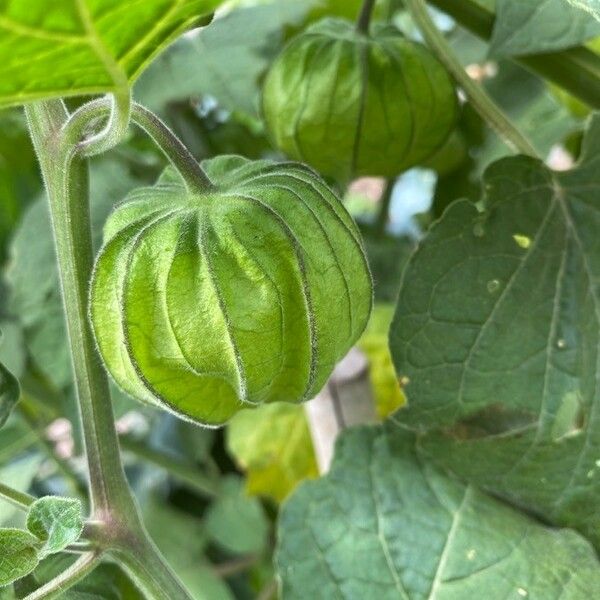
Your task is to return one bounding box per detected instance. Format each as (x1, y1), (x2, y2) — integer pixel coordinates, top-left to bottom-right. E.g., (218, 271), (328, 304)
(205, 476), (269, 555)
(277, 425), (600, 599)
(227, 403), (318, 502)
(136, 1), (313, 116)
(0, 529), (39, 587)
(0, 332), (19, 429)
(0, 0), (220, 107)
(389, 114), (600, 547)
(489, 0), (600, 57)
(26, 497), (83, 557)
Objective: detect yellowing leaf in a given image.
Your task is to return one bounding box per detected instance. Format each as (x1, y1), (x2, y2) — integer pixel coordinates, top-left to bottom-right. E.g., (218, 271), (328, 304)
(358, 304), (405, 418)
(227, 403), (318, 503)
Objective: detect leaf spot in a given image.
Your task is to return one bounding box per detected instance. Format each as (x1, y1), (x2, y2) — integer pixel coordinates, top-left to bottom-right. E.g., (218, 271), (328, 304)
(512, 234), (531, 249)
(487, 279), (501, 294)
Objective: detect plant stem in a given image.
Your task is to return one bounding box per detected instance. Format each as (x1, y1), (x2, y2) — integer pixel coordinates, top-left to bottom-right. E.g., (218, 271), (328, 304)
(131, 103), (214, 192)
(26, 100), (133, 518)
(375, 179), (394, 234)
(356, 0), (377, 34)
(26, 100), (194, 600)
(24, 552), (101, 600)
(0, 482), (35, 510)
(113, 535), (194, 600)
(428, 0), (600, 109)
(120, 435), (220, 498)
(62, 97), (213, 192)
(405, 0), (538, 157)
(77, 90), (131, 157)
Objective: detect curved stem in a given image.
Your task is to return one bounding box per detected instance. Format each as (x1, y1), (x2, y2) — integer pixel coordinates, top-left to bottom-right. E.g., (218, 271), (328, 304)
(61, 97), (212, 192)
(131, 103), (213, 192)
(405, 0), (539, 157)
(0, 482), (35, 510)
(24, 552), (101, 600)
(73, 91), (131, 157)
(356, 0), (377, 34)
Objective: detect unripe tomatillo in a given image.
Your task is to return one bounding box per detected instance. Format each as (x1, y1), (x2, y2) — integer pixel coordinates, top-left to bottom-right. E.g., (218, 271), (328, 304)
(90, 156), (373, 426)
(261, 18), (458, 181)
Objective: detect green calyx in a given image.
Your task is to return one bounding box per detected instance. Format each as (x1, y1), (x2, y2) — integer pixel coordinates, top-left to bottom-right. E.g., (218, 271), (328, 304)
(90, 155), (373, 427)
(261, 18), (458, 181)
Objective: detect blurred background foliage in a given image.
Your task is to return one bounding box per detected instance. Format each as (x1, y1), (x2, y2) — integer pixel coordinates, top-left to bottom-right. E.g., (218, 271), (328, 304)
(0, 0), (592, 597)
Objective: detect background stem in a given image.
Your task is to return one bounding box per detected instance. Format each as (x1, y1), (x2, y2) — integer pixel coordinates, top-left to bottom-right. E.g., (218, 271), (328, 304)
(24, 552), (101, 600)
(356, 0), (377, 33)
(0, 482), (35, 510)
(375, 179), (394, 235)
(427, 0), (600, 109)
(406, 0), (538, 157)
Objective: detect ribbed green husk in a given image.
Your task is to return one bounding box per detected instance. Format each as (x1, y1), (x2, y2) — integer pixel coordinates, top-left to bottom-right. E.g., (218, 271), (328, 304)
(90, 156), (373, 427)
(262, 18), (458, 181)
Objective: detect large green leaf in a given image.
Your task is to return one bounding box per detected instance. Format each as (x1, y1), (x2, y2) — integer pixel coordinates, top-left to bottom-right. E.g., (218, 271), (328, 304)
(277, 425), (600, 599)
(0, 0), (220, 107)
(389, 114), (600, 547)
(489, 0), (600, 57)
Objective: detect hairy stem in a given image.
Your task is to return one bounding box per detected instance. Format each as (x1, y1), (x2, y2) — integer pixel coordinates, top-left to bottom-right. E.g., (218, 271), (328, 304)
(406, 0), (538, 157)
(24, 552), (101, 600)
(26, 99), (132, 517)
(131, 103), (213, 192)
(77, 90), (131, 157)
(62, 97), (212, 192)
(113, 536), (194, 600)
(356, 0), (377, 34)
(0, 482), (35, 510)
(25, 99), (194, 600)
